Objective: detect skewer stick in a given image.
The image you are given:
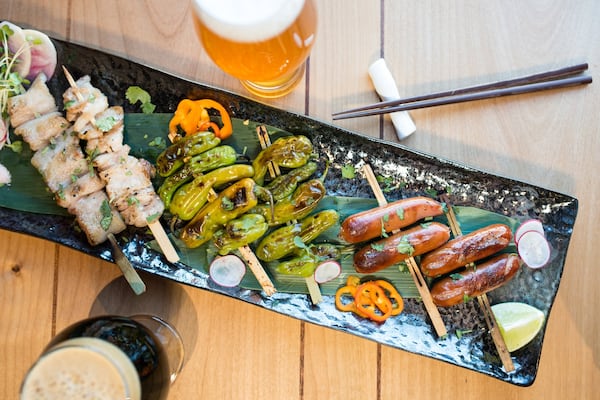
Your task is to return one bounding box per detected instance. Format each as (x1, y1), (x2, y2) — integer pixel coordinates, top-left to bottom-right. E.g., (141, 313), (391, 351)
(440, 194), (514, 372)
(107, 233), (146, 295)
(62, 66), (180, 264)
(362, 164), (447, 337)
(257, 126), (322, 304)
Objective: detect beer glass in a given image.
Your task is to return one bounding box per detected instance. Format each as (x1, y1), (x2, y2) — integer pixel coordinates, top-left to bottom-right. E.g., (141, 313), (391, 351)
(192, 0), (317, 98)
(19, 315), (184, 400)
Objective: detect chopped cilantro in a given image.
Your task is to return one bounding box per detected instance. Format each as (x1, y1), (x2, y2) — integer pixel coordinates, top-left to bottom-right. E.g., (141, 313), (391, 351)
(449, 273), (463, 281)
(99, 200), (113, 231)
(341, 164), (356, 179)
(146, 212), (161, 223)
(95, 115), (117, 132)
(148, 136), (166, 149)
(221, 196), (235, 211)
(396, 235), (414, 255)
(125, 86), (156, 114)
(396, 207), (405, 220)
(370, 243), (385, 252)
(455, 329), (472, 339)
(5, 140), (22, 153)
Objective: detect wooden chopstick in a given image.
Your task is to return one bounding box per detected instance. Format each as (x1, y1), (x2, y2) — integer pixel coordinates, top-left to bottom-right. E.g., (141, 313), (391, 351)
(440, 194), (515, 372)
(362, 164), (447, 338)
(332, 64), (591, 120)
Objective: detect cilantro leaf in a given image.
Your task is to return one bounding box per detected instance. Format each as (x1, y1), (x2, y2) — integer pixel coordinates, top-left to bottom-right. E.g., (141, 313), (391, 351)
(125, 86), (156, 114)
(341, 164), (356, 179)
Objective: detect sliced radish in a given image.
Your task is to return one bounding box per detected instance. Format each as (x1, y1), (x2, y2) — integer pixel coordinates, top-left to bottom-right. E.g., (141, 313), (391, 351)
(23, 29), (57, 80)
(515, 219), (545, 244)
(517, 230), (551, 269)
(209, 254), (246, 287)
(313, 260), (342, 284)
(0, 21), (32, 79)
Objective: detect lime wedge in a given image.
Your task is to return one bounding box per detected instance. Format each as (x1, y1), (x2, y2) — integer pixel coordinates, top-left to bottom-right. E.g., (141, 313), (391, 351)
(491, 302), (545, 352)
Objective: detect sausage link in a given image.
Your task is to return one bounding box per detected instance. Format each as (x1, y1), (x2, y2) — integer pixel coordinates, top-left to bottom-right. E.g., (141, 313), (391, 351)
(420, 223), (513, 277)
(354, 222), (451, 273)
(339, 196), (445, 244)
(430, 253), (521, 307)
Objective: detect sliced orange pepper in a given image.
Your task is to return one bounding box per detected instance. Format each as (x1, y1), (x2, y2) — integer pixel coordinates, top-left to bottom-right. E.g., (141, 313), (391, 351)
(375, 280), (404, 315)
(354, 282), (393, 323)
(168, 99), (233, 139)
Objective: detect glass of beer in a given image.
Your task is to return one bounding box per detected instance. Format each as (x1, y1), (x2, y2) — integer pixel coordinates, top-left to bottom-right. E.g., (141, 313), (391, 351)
(192, 0), (317, 98)
(19, 315), (184, 400)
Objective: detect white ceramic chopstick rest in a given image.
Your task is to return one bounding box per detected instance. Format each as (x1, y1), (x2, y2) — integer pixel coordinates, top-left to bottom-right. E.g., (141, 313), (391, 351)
(368, 58), (417, 140)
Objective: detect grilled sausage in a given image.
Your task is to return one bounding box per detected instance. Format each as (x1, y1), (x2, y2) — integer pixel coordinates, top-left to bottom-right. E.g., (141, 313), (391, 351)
(339, 196), (445, 244)
(354, 222), (451, 273)
(430, 253), (521, 307)
(420, 223), (513, 277)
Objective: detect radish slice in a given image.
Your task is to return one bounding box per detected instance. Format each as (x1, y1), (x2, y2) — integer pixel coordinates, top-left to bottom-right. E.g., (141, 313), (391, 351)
(23, 29), (57, 80)
(515, 219), (545, 244)
(209, 254), (246, 287)
(0, 21), (32, 78)
(314, 260), (341, 284)
(517, 230), (551, 269)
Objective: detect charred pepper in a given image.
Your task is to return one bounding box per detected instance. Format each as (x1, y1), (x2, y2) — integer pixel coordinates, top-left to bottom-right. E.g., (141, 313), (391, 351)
(265, 161), (317, 201)
(170, 164), (255, 220)
(252, 135), (313, 185)
(157, 145), (238, 208)
(180, 178), (262, 248)
(156, 131), (221, 177)
(250, 179), (326, 226)
(213, 213), (269, 255)
(255, 209), (339, 262)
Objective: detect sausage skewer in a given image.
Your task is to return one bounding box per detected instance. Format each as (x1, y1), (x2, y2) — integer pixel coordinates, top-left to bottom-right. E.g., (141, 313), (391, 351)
(362, 164), (447, 337)
(441, 194), (515, 372)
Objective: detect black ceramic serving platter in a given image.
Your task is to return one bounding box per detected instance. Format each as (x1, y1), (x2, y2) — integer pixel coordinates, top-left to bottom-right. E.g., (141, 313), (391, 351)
(0, 40), (577, 386)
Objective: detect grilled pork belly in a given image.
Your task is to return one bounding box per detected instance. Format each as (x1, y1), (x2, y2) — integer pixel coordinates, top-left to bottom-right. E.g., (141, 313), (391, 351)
(56, 172), (105, 209)
(7, 73), (57, 128)
(14, 111), (69, 151)
(63, 75), (109, 133)
(68, 190), (127, 246)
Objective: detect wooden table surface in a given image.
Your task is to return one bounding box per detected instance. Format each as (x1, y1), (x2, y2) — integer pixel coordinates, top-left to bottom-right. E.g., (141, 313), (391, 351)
(2, 1), (599, 399)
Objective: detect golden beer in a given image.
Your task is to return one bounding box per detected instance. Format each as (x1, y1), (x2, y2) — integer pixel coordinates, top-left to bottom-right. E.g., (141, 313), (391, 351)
(192, 0), (317, 98)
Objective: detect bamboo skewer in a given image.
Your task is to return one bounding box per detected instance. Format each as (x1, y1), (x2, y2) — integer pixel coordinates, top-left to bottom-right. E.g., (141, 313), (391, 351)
(107, 233), (146, 295)
(362, 164), (447, 337)
(441, 194), (515, 372)
(256, 126), (322, 304)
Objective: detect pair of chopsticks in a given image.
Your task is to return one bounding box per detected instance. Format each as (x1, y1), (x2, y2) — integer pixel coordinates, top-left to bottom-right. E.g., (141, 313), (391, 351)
(333, 63), (591, 120)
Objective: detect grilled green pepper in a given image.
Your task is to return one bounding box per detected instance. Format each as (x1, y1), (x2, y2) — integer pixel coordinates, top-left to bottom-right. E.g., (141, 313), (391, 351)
(170, 164), (255, 220)
(180, 178), (261, 248)
(252, 135), (313, 185)
(275, 251), (320, 277)
(158, 145), (239, 208)
(265, 161), (317, 201)
(255, 209), (339, 262)
(213, 214), (269, 255)
(250, 179), (326, 226)
(156, 131), (221, 176)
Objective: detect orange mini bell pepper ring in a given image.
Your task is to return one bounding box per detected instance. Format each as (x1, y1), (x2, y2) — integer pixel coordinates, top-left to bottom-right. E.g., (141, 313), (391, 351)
(354, 282), (393, 323)
(375, 280), (404, 315)
(169, 99), (233, 139)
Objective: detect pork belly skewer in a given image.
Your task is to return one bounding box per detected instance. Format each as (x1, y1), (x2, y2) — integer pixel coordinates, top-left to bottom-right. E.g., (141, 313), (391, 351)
(9, 74), (145, 294)
(62, 67), (180, 264)
(8, 74), (127, 246)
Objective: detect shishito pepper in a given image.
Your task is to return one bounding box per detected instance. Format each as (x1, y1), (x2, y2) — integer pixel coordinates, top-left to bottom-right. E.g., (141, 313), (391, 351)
(255, 209), (339, 262)
(250, 179), (326, 226)
(180, 178), (262, 248)
(213, 213), (269, 255)
(265, 161), (318, 201)
(169, 99), (233, 139)
(156, 131), (221, 177)
(158, 145), (238, 208)
(170, 164), (255, 220)
(252, 135), (313, 185)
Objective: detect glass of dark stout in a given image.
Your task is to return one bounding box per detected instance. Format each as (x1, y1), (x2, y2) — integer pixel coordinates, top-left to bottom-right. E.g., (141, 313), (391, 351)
(19, 315), (185, 400)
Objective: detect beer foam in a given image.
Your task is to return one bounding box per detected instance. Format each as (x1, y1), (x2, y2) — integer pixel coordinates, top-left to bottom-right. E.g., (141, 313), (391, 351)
(20, 338), (141, 400)
(193, 0), (305, 43)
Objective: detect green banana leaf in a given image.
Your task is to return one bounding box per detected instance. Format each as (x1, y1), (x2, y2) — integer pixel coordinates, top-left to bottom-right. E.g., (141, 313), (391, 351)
(0, 113), (519, 299)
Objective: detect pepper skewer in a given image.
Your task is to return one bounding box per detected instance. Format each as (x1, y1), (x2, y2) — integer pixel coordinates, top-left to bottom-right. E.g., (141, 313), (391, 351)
(256, 126), (322, 304)
(440, 194), (515, 372)
(362, 164), (447, 337)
